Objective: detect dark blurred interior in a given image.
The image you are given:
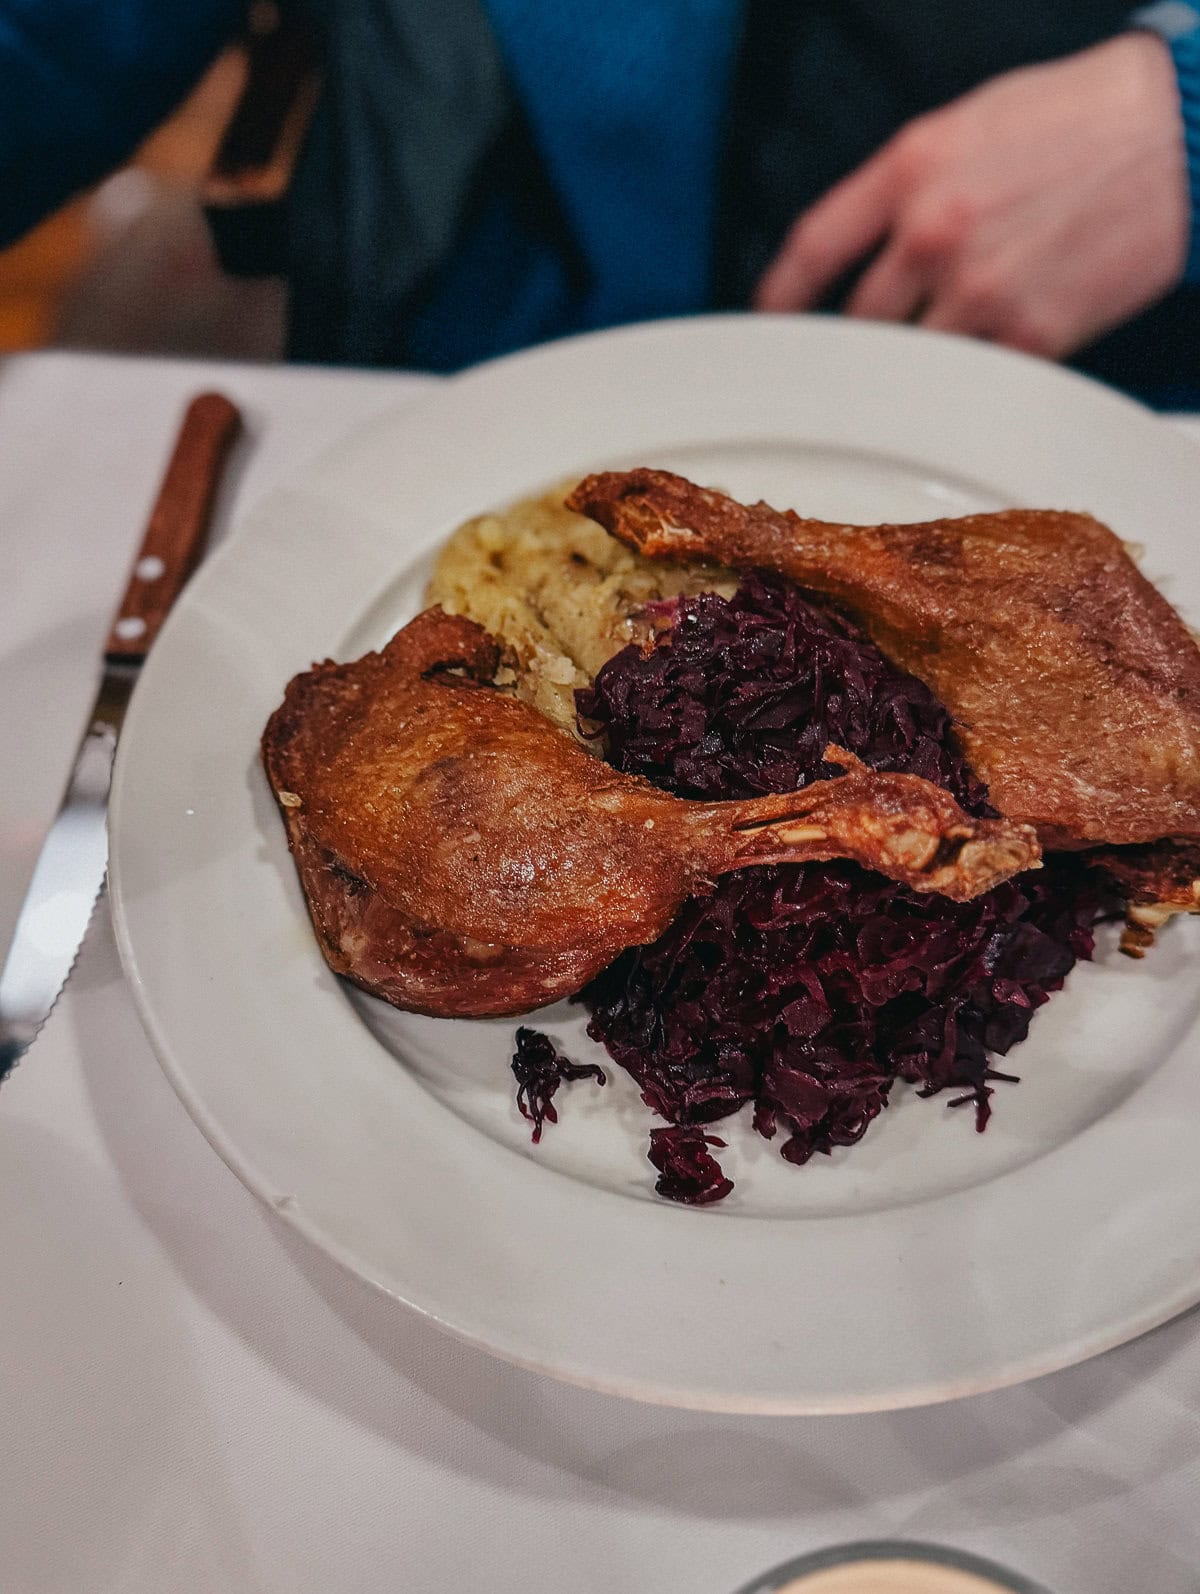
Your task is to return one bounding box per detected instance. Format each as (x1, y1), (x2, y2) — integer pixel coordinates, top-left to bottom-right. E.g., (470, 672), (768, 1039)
(0, 39), (284, 359)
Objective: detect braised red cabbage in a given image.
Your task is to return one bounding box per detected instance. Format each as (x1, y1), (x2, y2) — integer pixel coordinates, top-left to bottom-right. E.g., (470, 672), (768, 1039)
(576, 571), (990, 814)
(578, 573), (1116, 1187)
(647, 1125), (734, 1205)
(512, 1027), (605, 1143)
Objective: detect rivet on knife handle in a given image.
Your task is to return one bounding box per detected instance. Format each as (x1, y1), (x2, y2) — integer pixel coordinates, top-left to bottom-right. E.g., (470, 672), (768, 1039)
(105, 392), (243, 662)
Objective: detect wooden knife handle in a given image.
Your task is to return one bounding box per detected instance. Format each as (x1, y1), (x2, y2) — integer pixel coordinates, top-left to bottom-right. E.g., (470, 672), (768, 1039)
(105, 392), (243, 662)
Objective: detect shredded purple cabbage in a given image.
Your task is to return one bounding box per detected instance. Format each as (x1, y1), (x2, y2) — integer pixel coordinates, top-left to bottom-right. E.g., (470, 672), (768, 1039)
(576, 572), (990, 814)
(512, 1027), (606, 1143)
(577, 573), (1117, 1189)
(647, 1126), (734, 1205)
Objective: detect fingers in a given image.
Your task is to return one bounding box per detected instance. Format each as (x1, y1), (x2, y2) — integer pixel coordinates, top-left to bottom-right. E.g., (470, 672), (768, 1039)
(919, 298), (996, 339)
(753, 149), (898, 312)
(843, 245), (928, 322)
(919, 280), (1068, 357)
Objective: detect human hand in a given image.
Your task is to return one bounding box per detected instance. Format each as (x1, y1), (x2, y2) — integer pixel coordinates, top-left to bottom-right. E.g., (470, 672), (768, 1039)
(754, 33), (1190, 358)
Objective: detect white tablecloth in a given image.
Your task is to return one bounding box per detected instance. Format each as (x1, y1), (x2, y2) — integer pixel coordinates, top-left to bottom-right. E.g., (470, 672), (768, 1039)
(3, 350), (1199, 1594)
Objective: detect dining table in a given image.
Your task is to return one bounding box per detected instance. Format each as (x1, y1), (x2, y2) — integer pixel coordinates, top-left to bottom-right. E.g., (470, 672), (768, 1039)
(3, 346), (1200, 1594)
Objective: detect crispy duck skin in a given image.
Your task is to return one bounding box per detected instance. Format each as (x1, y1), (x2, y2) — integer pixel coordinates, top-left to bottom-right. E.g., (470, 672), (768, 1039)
(1088, 837), (1200, 955)
(262, 607), (1039, 1018)
(568, 469), (1200, 852)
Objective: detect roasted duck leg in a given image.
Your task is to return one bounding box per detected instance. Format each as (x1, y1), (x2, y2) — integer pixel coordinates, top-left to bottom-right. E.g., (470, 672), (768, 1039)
(568, 469), (1200, 852)
(262, 608), (1038, 1018)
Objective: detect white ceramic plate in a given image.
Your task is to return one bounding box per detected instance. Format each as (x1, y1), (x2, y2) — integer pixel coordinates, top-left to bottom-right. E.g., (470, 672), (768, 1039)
(110, 316), (1200, 1413)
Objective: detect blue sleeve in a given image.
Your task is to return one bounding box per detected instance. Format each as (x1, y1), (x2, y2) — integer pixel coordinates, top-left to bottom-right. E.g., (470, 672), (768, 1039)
(1169, 27), (1200, 281)
(0, 0), (245, 247)
(1130, 2), (1200, 283)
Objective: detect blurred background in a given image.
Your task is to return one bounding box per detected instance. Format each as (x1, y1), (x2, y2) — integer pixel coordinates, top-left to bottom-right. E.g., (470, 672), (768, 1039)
(4, 6), (1197, 398)
(0, 39), (283, 360)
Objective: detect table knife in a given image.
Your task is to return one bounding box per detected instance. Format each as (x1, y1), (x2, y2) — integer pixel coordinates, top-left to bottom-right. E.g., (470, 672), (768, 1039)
(0, 392), (242, 1083)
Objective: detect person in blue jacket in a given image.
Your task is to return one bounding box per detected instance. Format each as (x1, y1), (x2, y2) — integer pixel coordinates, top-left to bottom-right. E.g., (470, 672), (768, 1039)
(3, 1), (1200, 399)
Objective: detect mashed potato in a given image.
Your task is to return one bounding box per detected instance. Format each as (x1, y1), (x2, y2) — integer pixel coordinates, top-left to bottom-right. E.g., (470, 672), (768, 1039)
(426, 483), (733, 736)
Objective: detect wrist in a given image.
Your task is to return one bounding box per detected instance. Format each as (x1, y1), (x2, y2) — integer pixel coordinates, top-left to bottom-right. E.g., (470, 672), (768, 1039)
(1131, 3), (1200, 281)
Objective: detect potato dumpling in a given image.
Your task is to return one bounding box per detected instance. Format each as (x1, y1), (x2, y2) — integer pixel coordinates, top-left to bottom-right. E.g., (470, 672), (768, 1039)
(427, 483), (733, 737)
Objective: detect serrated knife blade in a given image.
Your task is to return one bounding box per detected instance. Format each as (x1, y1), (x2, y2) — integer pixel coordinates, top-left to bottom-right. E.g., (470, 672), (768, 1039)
(0, 392), (242, 1084)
